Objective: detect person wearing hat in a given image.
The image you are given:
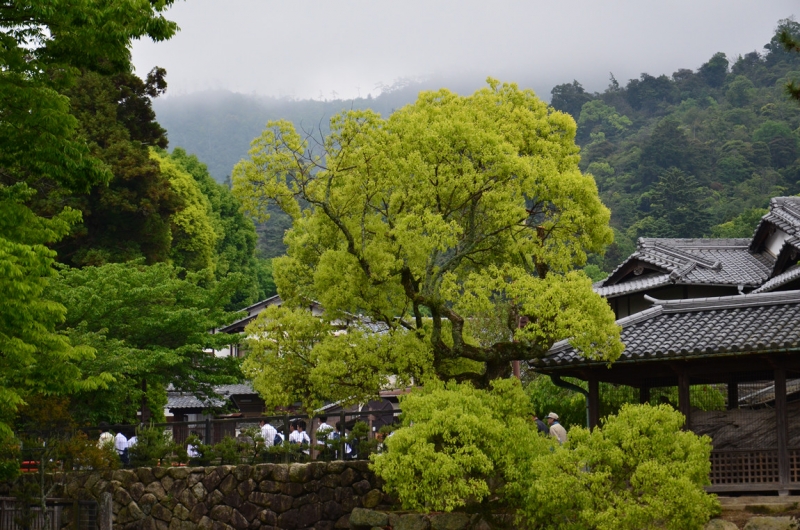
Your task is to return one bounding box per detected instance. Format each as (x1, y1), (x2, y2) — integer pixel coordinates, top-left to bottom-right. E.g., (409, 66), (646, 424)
(546, 412), (567, 445)
(532, 414), (549, 435)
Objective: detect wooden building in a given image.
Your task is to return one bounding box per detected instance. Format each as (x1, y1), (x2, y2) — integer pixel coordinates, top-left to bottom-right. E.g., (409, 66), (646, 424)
(533, 197), (800, 494)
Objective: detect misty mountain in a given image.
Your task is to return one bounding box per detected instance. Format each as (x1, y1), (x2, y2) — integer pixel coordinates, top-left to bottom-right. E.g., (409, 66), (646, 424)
(153, 77), (499, 183)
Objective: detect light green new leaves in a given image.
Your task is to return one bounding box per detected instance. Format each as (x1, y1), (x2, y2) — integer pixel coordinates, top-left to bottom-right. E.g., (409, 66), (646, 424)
(371, 379), (553, 512)
(233, 79), (620, 391)
(242, 306), (432, 412)
(153, 151), (218, 273)
(373, 388), (718, 528)
(0, 185), (102, 437)
(521, 404), (718, 530)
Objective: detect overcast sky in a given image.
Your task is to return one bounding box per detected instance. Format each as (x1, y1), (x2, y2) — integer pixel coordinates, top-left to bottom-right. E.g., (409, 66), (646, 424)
(131, 1), (798, 101)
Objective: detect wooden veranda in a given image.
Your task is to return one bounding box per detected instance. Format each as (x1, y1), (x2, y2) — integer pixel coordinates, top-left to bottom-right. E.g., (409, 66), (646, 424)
(533, 290), (800, 495)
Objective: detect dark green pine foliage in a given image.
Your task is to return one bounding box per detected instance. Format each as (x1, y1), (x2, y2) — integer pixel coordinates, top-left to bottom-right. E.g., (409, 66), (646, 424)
(52, 69), (179, 266)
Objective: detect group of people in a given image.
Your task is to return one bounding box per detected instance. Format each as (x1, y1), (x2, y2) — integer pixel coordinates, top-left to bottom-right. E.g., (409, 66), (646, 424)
(532, 412), (567, 445)
(259, 416), (354, 459)
(98, 423), (136, 464)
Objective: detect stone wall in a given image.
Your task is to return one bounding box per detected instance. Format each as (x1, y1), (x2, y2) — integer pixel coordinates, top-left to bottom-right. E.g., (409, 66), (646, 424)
(3, 461), (390, 529)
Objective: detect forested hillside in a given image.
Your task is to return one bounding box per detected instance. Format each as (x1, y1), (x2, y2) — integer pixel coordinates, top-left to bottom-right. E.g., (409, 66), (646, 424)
(550, 18), (800, 272)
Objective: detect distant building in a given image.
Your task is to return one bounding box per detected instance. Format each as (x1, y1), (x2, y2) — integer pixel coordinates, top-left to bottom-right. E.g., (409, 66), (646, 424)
(533, 196), (800, 495)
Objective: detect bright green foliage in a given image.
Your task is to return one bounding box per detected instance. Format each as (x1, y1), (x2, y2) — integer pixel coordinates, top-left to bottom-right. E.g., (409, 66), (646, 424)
(711, 208), (768, 237)
(128, 425), (185, 467)
(0, 0), (175, 193)
(521, 404), (718, 530)
(47, 261), (243, 424)
(234, 79), (621, 400)
(242, 306), (431, 412)
(578, 100), (632, 140)
(371, 379), (553, 512)
(371, 387), (717, 528)
(0, 0), (185, 466)
(0, 186), (108, 438)
(153, 151), (218, 273)
(164, 148), (276, 307)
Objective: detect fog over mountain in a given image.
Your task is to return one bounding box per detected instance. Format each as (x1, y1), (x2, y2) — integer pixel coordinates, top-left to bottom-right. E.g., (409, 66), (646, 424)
(134, 0), (796, 101)
(148, 5), (798, 183)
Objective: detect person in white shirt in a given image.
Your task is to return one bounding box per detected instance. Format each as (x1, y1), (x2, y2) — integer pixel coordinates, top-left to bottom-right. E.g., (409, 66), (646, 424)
(114, 429), (129, 465)
(187, 432), (201, 459)
(546, 412), (567, 445)
(288, 421), (300, 444)
(316, 416), (334, 445)
(289, 420), (311, 457)
(260, 419), (278, 448)
(97, 423), (113, 448)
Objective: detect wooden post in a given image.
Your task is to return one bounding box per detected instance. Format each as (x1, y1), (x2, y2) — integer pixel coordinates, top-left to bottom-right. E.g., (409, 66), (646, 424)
(775, 366), (790, 489)
(727, 377), (738, 410)
(283, 415), (291, 464)
(678, 371), (691, 428)
(339, 410), (346, 460)
(639, 386), (650, 405)
(588, 377), (600, 430)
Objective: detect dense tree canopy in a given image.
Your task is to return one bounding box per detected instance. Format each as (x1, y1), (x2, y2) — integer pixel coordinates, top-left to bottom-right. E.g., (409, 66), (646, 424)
(163, 148), (277, 307)
(233, 80), (621, 410)
(0, 187), (107, 439)
(0, 0), (179, 437)
(47, 261), (243, 424)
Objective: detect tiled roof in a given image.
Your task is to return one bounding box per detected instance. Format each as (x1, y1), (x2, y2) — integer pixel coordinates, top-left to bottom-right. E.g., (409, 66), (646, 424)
(166, 393), (226, 410)
(594, 273), (671, 297)
(750, 197), (800, 251)
(166, 383), (257, 410)
(216, 383), (256, 395)
(600, 238), (773, 292)
(216, 295), (283, 333)
(752, 265), (800, 294)
(535, 290), (800, 369)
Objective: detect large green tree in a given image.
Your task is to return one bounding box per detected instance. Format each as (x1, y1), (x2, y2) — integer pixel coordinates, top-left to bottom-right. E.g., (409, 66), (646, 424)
(233, 80), (622, 411)
(48, 261), (243, 424)
(0, 0), (178, 437)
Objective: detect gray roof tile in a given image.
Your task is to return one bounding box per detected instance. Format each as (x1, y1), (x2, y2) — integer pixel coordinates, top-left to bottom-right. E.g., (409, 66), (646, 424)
(600, 238), (773, 293)
(166, 383), (257, 410)
(166, 393), (226, 410)
(750, 197), (800, 251)
(535, 290), (800, 369)
(752, 265), (800, 294)
(594, 273), (671, 297)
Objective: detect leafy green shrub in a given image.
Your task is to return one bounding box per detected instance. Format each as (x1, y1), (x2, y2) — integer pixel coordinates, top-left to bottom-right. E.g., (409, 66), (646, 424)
(0, 433), (20, 481)
(128, 426), (182, 467)
(373, 383), (718, 529)
(371, 379), (552, 512)
(211, 436), (243, 465)
(519, 403), (719, 530)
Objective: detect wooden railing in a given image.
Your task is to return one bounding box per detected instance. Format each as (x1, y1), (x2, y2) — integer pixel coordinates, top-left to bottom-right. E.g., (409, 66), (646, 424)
(709, 449), (780, 485)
